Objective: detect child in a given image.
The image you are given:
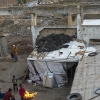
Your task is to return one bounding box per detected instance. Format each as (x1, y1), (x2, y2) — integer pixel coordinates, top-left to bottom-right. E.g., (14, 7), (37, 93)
(0, 88), (5, 99)
(19, 84), (25, 100)
(12, 75), (18, 92)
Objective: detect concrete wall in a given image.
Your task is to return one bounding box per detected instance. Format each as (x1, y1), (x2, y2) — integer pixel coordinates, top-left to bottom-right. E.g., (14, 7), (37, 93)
(37, 28), (76, 40)
(0, 37), (8, 57)
(81, 26), (100, 44)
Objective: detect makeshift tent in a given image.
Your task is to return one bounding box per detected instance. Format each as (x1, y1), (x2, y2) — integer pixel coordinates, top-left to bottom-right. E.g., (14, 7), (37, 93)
(27, 41), (96, 87)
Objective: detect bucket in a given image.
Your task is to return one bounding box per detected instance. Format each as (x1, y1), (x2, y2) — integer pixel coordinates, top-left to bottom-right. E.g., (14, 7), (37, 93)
(43, 72), (54, 88)
(27, 79), (32, 84)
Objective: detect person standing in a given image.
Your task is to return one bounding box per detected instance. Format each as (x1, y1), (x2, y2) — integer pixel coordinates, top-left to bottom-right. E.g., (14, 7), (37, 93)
(4, 88), (15, 100)
(0, 88), (5, 99)
(11, 44), (18, 62)
(12, 75), (18, 92)
(19, 84), (25, 100)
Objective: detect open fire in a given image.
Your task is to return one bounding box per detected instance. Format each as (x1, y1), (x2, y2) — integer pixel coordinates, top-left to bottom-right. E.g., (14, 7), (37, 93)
(24, 90), (37, 99)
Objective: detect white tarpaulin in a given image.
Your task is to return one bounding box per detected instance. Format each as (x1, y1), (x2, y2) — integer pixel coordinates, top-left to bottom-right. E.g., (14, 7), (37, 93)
(27, 41), (86, 62)
(27, 60), (70, 86)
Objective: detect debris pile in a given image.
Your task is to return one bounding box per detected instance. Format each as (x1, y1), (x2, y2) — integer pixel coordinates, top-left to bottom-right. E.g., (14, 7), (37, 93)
(38, 0), (59, 4)
(18, 39), (33, 54)
(8, 39), (33, 54)
(0, 16), (31, 36)
(36, 33), (73, 52)
(37, 16), (67, 26)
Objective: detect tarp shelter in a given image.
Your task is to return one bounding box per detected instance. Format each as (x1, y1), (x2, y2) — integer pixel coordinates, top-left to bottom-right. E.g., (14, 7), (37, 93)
(27, 41), (96, 86)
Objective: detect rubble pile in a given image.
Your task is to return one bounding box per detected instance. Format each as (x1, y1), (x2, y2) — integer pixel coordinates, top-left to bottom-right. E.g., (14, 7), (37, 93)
(37, 15), (67, 26)
(9, 39), (33, 54)
(18, 39), (33, 54)
(0, 20), (13, 28)
(0, 16), (31, 36)
(38, 0), (60, 4)
(36, 33), (73, 52)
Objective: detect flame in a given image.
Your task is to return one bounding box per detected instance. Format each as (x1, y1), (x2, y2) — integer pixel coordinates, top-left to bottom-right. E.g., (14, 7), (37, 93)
(24, 90), (37, 99)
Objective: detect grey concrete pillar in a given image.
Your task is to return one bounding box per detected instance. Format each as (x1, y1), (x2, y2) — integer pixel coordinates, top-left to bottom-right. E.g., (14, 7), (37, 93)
(77, 14), (81, 39)
(31, 14), (36, 48)
(77, 6), (82, 40)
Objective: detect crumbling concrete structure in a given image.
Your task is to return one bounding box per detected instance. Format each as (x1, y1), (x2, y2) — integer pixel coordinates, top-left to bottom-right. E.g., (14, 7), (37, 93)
(0, 0), (100, 47)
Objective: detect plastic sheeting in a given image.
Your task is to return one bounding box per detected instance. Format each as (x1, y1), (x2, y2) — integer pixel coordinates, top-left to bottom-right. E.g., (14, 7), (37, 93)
(27, 40), (96, 86)
(27, 60), (69, 86)
(27, 41), (85, 62)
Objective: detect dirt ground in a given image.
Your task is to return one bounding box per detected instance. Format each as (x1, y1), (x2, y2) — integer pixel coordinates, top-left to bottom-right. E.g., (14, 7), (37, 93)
(0, 35), (73, 100)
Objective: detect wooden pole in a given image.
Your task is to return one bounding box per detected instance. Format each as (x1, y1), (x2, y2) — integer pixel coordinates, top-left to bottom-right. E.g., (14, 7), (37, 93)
(34, 14), (37, 26)
(20, 0), (24, 6)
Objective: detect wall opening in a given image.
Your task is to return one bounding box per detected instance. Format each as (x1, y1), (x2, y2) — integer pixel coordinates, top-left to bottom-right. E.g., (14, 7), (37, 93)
(67, 62), (78, 86)
(90, 39), (100, 44)
(68, 14), (77, 26)
(84, 14), (100, 19)
(72, 14), (76, 22)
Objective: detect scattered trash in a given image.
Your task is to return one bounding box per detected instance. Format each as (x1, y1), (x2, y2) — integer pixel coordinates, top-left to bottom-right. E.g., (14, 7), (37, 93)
(88, 52), (97, 56)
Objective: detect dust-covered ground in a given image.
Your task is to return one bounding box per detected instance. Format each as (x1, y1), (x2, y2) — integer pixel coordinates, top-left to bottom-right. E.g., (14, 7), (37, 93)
(0, 55), (72, 100)
(0, 35), (73, 100)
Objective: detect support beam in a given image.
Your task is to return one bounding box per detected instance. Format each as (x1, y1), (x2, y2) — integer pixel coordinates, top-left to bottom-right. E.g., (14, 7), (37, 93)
(77, 6), (82, 40)
(68, 14), (72, 26)
(34, 14), (37, 26)
(68, 14), (77, 26)
(31, 14), (36, 48)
